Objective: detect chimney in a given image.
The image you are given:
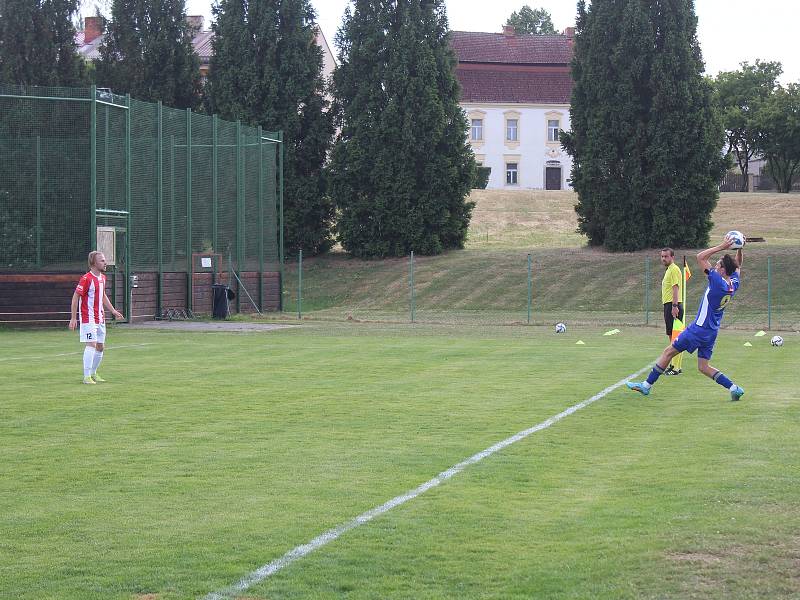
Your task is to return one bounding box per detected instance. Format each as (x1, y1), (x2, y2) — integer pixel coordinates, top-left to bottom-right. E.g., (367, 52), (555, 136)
(84, 16), (102, 44)
(502, 24), (515, 37)
(563, 26), (575, 48)
(186, 15), (204, 33)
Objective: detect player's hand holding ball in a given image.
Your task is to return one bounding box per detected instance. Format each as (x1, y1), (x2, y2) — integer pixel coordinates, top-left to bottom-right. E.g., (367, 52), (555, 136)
(725, 230), (745, 249)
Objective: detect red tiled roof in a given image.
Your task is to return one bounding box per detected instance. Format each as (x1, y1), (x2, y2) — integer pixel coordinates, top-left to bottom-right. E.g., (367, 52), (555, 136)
(74, 30), (213, 63)
(193, 31), (214, 63)
(450, 31), (572, 65)
(457, 67), (572, 104)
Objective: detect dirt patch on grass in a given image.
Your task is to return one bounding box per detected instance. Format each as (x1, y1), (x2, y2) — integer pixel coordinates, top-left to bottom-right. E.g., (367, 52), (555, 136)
(666, 539), (800, 597)
(667, 551), (723, 564)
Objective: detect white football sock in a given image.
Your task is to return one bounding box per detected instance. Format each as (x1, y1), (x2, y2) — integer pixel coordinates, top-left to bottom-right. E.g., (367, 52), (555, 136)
(83, 346), (95, 376)
(91, 350), (104, 374)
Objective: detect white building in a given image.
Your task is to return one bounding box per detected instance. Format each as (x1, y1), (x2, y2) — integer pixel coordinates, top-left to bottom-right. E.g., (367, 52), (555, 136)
(452, 26), (574, 190)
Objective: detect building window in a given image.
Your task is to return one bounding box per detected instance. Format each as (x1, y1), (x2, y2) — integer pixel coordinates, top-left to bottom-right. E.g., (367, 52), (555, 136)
(471, 119), (483, 141)
(506, 119), (518, 142)
(506, 163), (518, 185)
(548, 119), (560, 142)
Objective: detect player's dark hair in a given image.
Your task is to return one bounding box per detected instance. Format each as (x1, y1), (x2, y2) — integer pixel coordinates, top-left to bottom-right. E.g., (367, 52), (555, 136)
(661, 248), (674, 256)
(721, 254), (737, 276)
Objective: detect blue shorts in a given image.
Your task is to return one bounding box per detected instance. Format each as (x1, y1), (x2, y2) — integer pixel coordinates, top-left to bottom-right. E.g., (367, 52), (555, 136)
(672, 326), (718, 360)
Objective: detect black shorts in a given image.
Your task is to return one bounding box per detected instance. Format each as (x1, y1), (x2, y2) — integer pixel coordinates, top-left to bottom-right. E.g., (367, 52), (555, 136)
(664, 302), (684, 336)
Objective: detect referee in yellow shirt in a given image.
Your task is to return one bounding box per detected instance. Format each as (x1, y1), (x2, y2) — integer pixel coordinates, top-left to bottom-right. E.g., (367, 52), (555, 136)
(660, 248), (684, 375)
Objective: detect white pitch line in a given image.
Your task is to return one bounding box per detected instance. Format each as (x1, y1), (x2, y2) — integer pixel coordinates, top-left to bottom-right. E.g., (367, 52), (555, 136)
(0, 343), (156, 362)
(203, 364), (652, 600)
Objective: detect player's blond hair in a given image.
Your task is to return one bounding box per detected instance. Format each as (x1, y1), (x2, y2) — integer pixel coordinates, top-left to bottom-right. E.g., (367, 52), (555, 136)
(88, 251), (103, 268)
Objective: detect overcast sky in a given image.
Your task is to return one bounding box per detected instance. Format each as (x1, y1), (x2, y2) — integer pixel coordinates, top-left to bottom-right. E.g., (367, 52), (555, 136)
(89, 0), (800, 84)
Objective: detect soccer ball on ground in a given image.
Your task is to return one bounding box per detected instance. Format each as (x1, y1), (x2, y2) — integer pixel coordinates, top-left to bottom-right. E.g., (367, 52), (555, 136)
(771, 335), (784, 347)
(726, 230), (745, 249)
(555, 322), (567, 334)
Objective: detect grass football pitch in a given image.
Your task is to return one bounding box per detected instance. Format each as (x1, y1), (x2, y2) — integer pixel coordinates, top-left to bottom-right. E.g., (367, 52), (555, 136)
(1, 323), (798, 599)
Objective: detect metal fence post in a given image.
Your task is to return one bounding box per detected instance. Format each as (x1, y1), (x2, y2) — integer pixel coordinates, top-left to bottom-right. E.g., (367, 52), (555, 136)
(212, 114), (218, 253)
(767, 256), (772, 330)
(157, 101), (163, 318)
(297, 249), (302, 319)
(169, 134), (176, 269)
(527, 253), (532, 324)
(186, 108), (192, 313)
(36, 136), (41, 267)
(125, 94), (132, 321)
(90, 85), (97, 250)
(235, 120), (243, 313)
(104, 106), (109, 209)
(278, 131), (284, 269)
(258, 126), (264, 311)
(410, 251), (416, 323)
(644, 256), (651, 325)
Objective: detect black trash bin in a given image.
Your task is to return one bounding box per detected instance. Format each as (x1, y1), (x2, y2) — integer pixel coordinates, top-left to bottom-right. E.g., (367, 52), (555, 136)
(212, 284), (234, 319)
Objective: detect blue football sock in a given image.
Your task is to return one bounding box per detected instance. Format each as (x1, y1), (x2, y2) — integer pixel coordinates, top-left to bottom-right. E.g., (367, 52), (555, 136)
(646, 363), (666, 386)
(713, 371), (734, 389)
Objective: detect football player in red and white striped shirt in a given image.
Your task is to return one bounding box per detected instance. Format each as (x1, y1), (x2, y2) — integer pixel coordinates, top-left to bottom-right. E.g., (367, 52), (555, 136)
(69, 251), (123, 384)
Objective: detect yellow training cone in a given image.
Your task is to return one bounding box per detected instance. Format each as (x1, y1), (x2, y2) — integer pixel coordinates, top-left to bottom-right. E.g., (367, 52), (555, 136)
(576, 340), (585, 345)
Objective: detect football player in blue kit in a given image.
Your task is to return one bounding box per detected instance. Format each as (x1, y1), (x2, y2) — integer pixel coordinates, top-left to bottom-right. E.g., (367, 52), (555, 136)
(627, 235), (745, 401)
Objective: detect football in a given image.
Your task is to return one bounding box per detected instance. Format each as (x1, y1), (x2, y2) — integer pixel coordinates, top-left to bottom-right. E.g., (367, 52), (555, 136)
(555, 322), (567, 334)
(726, 230), (745, 249)
(771, 335), (784, 347)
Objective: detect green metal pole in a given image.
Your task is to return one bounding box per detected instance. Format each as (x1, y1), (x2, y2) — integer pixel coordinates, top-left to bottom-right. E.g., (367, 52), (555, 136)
(90, 85), (97, 250)
(104, 107), (109, 209)
(767, 256), (772, 330)
(157, 101), (163, 319)
(527, 253), (532, 324)
(212, 114), (218, 254)
(125, 94), (132, 321)
(258, 126), (264, 312)
(278, 131), (284, 269)
(36, 136), (41, 267)
(170, 135), (175, 268)
(186, 108), (192, 314)
(297, 249), (302, 320)
(277, 131), (285, 312)
(410, 251), (415, 323)
(645, 257), (651, 325)
(235, 120), (243, 313)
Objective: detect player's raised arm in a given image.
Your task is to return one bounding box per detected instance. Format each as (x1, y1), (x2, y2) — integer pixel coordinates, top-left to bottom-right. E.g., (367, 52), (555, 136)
(735, 247), (744, 271)
(696, 237), (733, 272)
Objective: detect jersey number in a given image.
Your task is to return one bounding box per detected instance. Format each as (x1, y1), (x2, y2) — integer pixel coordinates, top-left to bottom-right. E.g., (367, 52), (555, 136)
(718, 295), (732, 310)
(86, 332), (93, 339)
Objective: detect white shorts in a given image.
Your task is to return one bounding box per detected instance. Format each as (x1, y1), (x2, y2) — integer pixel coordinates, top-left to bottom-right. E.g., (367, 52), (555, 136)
(79, 323), (107, 344)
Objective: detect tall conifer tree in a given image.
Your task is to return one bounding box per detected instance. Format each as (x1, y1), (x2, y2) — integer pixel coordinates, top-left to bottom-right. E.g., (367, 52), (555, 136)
(562, 0), (725, 251)
(208, 0), (334, 255)
(328, 0), (475, 258)
(95, 0), (200, 108)
(0, 0), (87, 86)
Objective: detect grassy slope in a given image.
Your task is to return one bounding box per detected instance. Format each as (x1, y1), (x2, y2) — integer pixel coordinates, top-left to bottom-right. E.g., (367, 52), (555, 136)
(283, 192), (800, 329)
(1, 325), (798, 599)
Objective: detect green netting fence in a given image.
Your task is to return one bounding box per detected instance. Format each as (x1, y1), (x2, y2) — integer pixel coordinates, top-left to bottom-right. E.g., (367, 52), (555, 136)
(286, 250), (800, 332)
(0, 84), (282, 315)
